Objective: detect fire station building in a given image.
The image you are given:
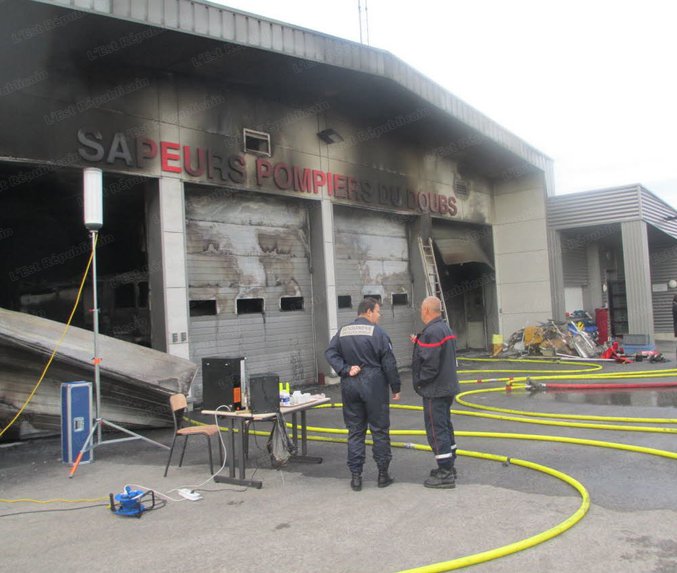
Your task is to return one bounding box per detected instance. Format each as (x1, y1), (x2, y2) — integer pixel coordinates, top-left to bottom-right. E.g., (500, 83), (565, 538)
(1, 0), (557, 398)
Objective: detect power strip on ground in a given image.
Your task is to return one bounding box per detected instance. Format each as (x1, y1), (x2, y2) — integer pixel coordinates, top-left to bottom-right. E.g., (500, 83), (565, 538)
(177, 488), (203, 501)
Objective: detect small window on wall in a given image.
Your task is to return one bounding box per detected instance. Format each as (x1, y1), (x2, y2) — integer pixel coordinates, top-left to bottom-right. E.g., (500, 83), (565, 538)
(190, 300), (217, 317)
(392, 293), (409, 306)
(138, 281), (149, 308)
(363, 294), (382, 303)
(243, 129), (271, 156)
(236, 298), (264, 314)
(337, 295), (352, 309)
(114, 283), (135, 308)
(280, 296), (304, 311)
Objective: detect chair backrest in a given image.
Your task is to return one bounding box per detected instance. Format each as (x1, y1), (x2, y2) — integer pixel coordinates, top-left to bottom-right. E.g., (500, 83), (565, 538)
(169, 393), (187, 412)
(169, 393), (188, 430)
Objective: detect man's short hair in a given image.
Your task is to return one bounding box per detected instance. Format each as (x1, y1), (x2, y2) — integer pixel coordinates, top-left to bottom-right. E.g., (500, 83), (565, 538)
(422, 296), (442, 315)
(358, 297), (380, 315)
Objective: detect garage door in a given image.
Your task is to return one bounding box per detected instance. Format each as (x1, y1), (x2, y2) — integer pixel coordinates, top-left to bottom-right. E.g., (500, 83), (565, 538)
(185, 188), (316, 400)
(333, 205), (414, 368)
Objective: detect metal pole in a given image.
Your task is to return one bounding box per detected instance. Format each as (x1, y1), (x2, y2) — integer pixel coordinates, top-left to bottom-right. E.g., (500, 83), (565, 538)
(357, 0), (363, 44)
(91, 229), (102, 445)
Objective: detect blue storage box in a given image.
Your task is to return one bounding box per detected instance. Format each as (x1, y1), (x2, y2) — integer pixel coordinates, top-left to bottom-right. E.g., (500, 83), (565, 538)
(61, 382), (93, 465)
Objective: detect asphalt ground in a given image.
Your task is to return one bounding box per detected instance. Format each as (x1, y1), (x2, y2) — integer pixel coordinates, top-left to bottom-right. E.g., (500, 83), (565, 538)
(1, 343), (676, 573)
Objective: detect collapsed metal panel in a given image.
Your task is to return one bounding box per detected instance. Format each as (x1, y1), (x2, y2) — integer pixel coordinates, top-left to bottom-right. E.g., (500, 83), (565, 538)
(185, 188), (316, 398)
(431, 221), (494, 267)
(333, 205), (414, 368)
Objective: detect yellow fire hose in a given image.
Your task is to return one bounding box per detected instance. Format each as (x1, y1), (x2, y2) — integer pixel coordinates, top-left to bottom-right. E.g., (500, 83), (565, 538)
(301, 430), (592, 573)
(278, 398), (675, 572)
(454, 386), (677, 429)
(193, 357), (676, 572)
(307, 357), (676, 571)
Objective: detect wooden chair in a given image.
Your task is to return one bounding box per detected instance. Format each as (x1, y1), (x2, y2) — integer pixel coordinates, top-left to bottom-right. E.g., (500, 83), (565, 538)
(164, 393), (223, 477)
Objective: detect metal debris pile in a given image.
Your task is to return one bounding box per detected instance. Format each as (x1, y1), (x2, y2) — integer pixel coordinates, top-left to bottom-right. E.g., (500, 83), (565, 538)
(496, 319), (667, 362)
(499, 320), (598, 358)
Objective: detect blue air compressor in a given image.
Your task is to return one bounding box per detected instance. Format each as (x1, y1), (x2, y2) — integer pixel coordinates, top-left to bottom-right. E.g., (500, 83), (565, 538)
(109, 486), (156, 518)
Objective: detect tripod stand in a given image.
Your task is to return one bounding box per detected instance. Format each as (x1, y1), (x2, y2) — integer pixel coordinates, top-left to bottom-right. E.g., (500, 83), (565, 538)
(69, 171), (169, 478)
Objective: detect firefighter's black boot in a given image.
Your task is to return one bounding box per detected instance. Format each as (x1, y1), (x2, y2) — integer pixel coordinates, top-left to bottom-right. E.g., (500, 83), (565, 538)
(350, 473), (362, 492)
(430, 466), (457, 479)
(377, 466), (394, 488)
(424, 468), (456, 489)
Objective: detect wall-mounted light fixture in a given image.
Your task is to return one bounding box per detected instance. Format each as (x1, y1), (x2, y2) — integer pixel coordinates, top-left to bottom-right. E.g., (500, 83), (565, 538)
(668, 279), (677, 289)
(317, 128), (344, 144)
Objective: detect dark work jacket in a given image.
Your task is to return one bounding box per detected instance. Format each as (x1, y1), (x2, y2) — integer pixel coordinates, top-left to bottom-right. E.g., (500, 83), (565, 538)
(412, 316), (460, 398)
(325, 317), (401, 394)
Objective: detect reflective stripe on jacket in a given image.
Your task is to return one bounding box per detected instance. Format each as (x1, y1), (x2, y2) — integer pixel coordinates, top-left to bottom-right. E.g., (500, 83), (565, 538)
(325, 317), (401, 394)
(412, 316), (460, 398)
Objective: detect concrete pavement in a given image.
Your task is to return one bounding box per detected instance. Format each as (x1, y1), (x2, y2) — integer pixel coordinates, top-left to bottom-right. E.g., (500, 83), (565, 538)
(1, 351), (676, 572)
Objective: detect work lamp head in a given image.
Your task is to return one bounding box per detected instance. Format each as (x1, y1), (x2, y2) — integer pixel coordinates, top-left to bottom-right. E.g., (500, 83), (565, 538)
(83, 167), (103, 230)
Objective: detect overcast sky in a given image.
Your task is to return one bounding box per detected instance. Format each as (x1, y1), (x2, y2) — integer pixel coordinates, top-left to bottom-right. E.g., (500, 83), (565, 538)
(212, 0), (677, 209)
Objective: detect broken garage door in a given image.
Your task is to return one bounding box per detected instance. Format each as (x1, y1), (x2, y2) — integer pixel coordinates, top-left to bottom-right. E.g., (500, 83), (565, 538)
(185, 188), (316, 399)
(334, 205), (414, 367)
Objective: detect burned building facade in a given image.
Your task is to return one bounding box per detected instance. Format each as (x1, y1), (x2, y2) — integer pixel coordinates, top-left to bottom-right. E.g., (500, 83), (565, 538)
(0, 0), (554, 399)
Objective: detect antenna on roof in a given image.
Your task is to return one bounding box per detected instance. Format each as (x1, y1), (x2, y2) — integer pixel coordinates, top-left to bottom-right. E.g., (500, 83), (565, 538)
(358, 0), (370, 45)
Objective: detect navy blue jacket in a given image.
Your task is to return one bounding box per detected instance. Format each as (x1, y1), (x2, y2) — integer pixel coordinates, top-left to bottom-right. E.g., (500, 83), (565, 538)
(412, 316), (460, 398)
(325, 317), (401, 394)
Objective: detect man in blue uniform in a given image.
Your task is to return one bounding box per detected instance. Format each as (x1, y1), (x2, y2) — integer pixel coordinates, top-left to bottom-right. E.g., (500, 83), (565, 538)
(411, 296), (460, 488)
(325, 297), (401, 491)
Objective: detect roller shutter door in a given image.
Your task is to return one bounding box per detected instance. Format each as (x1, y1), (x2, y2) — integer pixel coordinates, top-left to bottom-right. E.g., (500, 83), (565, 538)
(561, 242), (588, 287)
(649, 241), (677, 333)
(334, 205), (414, 368)
(185, 188), (316, 400)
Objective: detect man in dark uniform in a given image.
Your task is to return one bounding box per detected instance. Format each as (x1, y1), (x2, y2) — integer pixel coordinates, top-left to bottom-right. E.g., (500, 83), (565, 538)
(411, 295), (460, 489)
(325, 297), (401, 491)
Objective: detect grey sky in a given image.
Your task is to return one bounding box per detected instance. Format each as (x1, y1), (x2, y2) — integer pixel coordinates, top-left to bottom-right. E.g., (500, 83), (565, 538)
(213, 0), (677, 208)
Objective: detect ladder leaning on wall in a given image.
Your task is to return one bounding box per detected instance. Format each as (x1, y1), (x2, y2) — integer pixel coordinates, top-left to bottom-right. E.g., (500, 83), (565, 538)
(417, 237), (448, 324)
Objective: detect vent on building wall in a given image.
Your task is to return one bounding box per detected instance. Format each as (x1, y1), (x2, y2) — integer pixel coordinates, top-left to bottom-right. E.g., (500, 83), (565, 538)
(364, 294), (382, 303)
(280, 296), (304, 311)
(236, 297), (264, 314)
(190, 300), (217, 317)
(338, 295), (352, 309)
(454, 178), (469, 198)
(243, 128), (271, 156)
(392, 293), (409, 306)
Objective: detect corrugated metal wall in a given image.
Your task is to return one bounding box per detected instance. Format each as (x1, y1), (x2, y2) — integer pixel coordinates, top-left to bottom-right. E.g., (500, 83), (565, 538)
(185, 188), (316, 398)
(650, 241), (677, 333)
(333, 206), (415, 368)
(561, 241), (588, 286)
(643, 189), (677, 334)
(548, 187), (677, 337)
(640, 189), (677, 241)
(547, 187), (641, 229)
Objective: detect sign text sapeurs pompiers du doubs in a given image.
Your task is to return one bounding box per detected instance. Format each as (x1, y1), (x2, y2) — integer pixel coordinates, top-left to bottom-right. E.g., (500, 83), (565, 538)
(77, 128), (458, 216)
